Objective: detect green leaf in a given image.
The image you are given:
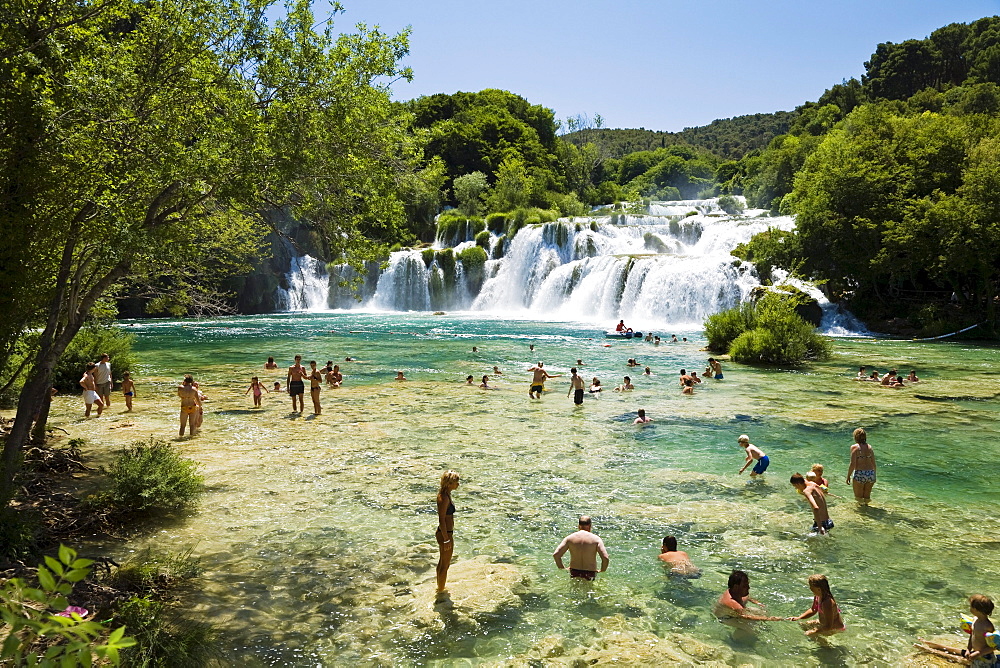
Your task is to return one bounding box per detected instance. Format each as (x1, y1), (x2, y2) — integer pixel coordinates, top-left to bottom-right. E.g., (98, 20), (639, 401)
(37, 568), (56, 592)
(44, 557), (65, 577)
(58, 545), (74, 566)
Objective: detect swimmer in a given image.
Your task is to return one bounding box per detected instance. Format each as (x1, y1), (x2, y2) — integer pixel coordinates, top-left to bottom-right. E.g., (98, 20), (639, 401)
(177, 374), (201, 436)
(395, 370), (407, 381)
(788, 574), (846, 637)
(286, 355), (308, 413)
(643, 366), (652, 376)
(615, 376), (634, 391)
(809, 463), (829, 492)
(329, 364), (342, 388)
(737, 434), (769, 477)
(589, 377), (602, 393)
(466, 375), (475, 385)
(273, 381), (281, 393)
(714, 570), (784, 621)
(657, 536), (700, 577)
(689, 371), (702, 383)
(528, 362), (560, 399)
(627, 358), (639, 367)
(856, 365), (867, 380)
(868, 370), (880, 381)
(529, 344), (535, 352)
(681, 378), (695, 394)
(553, 516), (609, 581)
(576, 359), (584, 367)
(790, 473), (833, 534)
(880, 369), (897, 386)
(493, 366), (503, 375)
(121, 371), (135, 412)
(707, 358), (723, 379)
(634, 409), (652, 424)
(845, 427), (876, 504)
(567, 367), (585, 405)
(654, 336), (661, 345)
(244, 376), (268, 408)
(265, 356), (278, 370)
(309, 361), (322, 414)
(679, 369), (692, 387)
(644, 333), (653, 342)
(479, 375), (491, 389)
(671, 335), (679, 342)
(917, 595), (996, 665)
(907, 369), (919, 382)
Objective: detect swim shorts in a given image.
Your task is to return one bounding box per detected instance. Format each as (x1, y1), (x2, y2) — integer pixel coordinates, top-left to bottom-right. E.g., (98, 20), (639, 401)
(289, 380), (305, 395)
(574, 388), (584, 404)
(812, 518), (834, 532)
(530, 384), (544, 393)
(83, 390), (99, 404)
(852, 469), (876, 483)
(715, 374), (724, 380)
(569, 568), (597, 580)
(751, 455), (770, 475)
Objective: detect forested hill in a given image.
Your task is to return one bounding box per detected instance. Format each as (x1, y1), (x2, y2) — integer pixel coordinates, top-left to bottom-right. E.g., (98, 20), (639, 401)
(562, 110), (796, 160)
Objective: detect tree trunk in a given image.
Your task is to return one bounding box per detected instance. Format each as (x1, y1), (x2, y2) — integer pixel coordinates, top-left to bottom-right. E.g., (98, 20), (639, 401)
(31, 387), (54, 443)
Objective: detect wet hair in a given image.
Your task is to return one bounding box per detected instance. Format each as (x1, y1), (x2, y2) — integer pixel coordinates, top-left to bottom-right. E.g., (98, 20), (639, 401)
(578, 515), (592, 527)
(971, 594), (995, 616)
(679, 369), (686, 375)
(251, 376), (259, 382)
(570, 367), (577, 374)
(310, 360), (316, 366)
(644, 367), (651, 373)
(268, 356), (274, 363)
(637, 409), (645, 418)
(466, 375), (474, 381)
(708, 357), (716, 363)
(662, 535), (677, 551)
(853, 427), (867, 444)
(623, 376), (631, 382)
(737, 434), (750, 444)
(482, 375), (489, 383)
(327, 361), (333, 366)
(439, 470), (459, 494)
(808, 574), (833, 599)
(294, 354), (302, 360)
(859, 366), (866, 371)
(123, 371), (131, 378)
(728, 569), (749, 590)
(85, 362), (96, 371)
(789, 473), (806, 485)
(592, 378), (600, 385)
(333, 365), (339, 371)
(811, 463), (824, 476)
(183, 374), (194, 385)
(889, 369), (897, 375)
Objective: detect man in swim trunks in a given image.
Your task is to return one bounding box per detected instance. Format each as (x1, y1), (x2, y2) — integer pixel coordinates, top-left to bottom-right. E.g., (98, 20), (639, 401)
(286, 355), (308, 412)
(553, 516), (609, 581)
(177, 374), (201, 436)
(790, 473), (833, 534)
(707, 358), (723, 379)
(528, 362), (560, 399)
(567, 367), (586, 406)
(308, 360), (322, 415)
(737, 434), (769, 478)
(79, 363), (104, 417)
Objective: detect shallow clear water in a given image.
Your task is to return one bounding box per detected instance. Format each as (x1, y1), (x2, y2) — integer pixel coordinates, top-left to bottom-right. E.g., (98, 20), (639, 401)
(33, 312), (1000, 666)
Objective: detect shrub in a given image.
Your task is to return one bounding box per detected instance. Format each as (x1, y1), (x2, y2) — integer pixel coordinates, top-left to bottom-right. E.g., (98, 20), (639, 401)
(91, 439), (203, 516)
(704, 302), (757, 352)
(52, 326), (137, 394)
(421, 248), (435, 267)
(435, 212), (483, 246)
(457, 246), (488, 292)
(0, 506), (40, 562)
(485, 212), (508, 233)
(704, 293), (831, 365)
(105, 549), (202, 596)
(112, 596), (217, 668)
(717, 194), (745, 215)
(474, 230), (491, 249)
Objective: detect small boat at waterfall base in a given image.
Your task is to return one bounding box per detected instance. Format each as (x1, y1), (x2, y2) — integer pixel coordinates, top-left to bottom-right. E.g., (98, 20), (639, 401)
(605, 330), (643, 339)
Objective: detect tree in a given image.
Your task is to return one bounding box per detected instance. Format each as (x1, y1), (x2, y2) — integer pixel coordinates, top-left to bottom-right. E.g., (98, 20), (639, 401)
(0, 0), (416, 503)
(453, 171), (489, 216)
(484, 156), (533, 212)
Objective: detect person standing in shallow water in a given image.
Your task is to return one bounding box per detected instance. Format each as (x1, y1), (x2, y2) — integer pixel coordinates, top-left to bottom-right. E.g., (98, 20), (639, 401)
(553, 515), (609, 581)
(436, 470), (460, 593)
(845, 427), (876, 503)
(567, 367), (585, 406)
(308, 360), (322, 415)
(177, 374), (201, 437)
(286, 355), (307, 413)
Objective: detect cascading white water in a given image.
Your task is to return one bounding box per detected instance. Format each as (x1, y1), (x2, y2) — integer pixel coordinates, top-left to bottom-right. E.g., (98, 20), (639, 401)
(274, 254), (330, 311)
(319, 198), (864, 333)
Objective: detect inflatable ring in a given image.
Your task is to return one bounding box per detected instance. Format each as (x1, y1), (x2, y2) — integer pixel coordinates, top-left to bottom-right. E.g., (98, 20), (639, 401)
(962, 615), (974, 634)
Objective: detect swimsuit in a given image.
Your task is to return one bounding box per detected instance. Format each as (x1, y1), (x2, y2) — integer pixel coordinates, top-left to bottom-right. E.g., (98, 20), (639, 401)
(569, 568), (596, 580)
(751, 455), (770, 474)
(574, 388), (584, 404)
(811, 595), (846, 630)
(252, 387), (261, 397)
(852, 469), (876, 483)
(123, 391), (134, 397)
(972, 655), (1000, 668)
(181, 405), (198, 415)
(715, 373), (724, 379)
(530, 384), (544, 393)
(83, 390), (99, 404)
(812, 518), (834, 532)
(289, 380), (305, 395)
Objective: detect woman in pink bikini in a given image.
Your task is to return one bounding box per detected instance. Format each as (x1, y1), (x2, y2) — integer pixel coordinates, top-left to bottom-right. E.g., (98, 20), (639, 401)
(789, 574), (845, 637)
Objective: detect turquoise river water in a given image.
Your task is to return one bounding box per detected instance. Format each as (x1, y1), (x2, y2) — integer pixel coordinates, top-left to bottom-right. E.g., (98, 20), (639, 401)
(26, 312), (1000, 666)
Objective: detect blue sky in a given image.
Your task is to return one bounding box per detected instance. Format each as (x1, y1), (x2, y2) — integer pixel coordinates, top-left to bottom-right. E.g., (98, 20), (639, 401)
(311, 0), (999, 132)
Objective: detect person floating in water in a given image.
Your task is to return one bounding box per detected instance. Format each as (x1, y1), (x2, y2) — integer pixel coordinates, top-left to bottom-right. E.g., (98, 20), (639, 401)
(845, 427), (876, 504)
(493, 366), (503, 375)
(634, 409), (652, 424)
(907, 369), (919, 382)
(657, 535), (700, 577)
(553, 515), (609, 581)
(856, 365), (867, 380)
(567, 367), (585, 405)
(465, 375), (475, 385)
(479, 375), (491, 389)
(589, 377), (602, 393)
(395, 370), (407, 381)
(643, 366), (652, 376)
(790, 473), (833, 534)
(528, 362), (559, 399)
(265, 356), (278, 370)
(737, 434), (769, 477)
(615, 376), (634, 391)
(714, 570), (784, 621)
(788, 575), (846, 637)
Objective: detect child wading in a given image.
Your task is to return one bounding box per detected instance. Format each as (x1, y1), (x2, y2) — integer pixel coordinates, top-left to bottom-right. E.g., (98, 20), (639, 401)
(737, 434), (769, 478)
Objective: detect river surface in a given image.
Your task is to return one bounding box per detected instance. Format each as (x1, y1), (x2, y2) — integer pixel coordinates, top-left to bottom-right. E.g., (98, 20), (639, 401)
(32, 312), (1000, 666)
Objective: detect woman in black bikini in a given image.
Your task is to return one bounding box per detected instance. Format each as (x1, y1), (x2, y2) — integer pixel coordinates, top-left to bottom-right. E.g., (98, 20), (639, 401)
(436, 470), (460, 592)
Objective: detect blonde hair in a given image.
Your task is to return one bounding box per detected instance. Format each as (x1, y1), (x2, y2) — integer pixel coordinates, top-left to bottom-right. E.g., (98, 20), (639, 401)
(439, 470), (459, 494)
(805, 471), (818, 482)
(737, 434), (750, 444)
(853, 427), (867, 444)
(808, 574), (833, 598)
(810, 463), (824, 476)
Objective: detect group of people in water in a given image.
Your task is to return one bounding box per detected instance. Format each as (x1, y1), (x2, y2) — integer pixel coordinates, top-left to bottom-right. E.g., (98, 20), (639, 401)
(856, 365), (919, 386)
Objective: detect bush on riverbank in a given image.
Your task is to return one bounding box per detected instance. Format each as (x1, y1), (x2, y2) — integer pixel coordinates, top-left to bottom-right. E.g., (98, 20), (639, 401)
(705, 293), (831, 365)
(89, 439), (203, 516)
(51, 326), (137, 394)
(112, 595), (217, 668)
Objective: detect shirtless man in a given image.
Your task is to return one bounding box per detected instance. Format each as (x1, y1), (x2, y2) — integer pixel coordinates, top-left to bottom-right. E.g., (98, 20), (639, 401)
(880, 369), (897, 386)
(615, 375), (634, 391)
(528, 362), (560, 399)
(177, 375), (201, 436)
(790, 473), (833, 534)
(658, 536), (700, 577)
(308, 360), (322, 415)
(493, 366), (503, 376)
(553, 516), (609, 581)
(707, 358), (723, 379)
(567, 367), (586, 406)
(634, 409), (652, 424)
(679, 369), (692, 387)
(714, 570), (784, 621)
(79, 363), (104, 417)
(286, 355), (308, 412)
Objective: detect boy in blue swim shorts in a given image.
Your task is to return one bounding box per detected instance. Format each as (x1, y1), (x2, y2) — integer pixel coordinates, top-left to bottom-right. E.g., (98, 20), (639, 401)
(737, 435), (769, 477)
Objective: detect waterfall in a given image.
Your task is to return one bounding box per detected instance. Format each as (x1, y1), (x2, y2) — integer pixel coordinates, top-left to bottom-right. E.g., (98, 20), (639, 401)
(274, 254), (330, 311)
(310, 198), (866, 333)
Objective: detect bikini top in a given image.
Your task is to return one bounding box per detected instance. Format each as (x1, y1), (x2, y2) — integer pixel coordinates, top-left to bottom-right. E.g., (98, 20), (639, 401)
(447, 500), (455, 515)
